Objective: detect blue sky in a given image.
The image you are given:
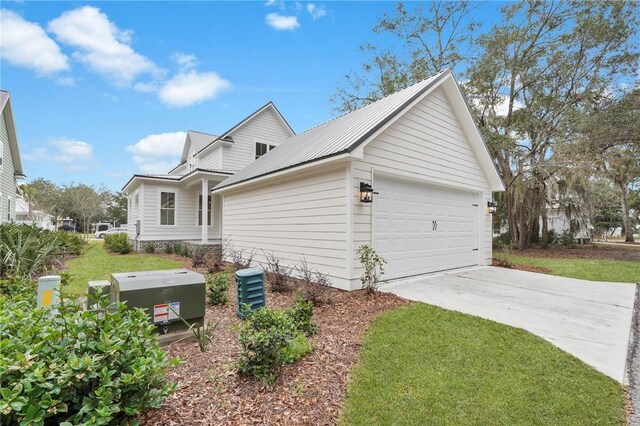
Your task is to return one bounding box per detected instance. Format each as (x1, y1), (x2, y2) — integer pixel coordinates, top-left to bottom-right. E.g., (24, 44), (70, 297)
(0, 1), (497, 191)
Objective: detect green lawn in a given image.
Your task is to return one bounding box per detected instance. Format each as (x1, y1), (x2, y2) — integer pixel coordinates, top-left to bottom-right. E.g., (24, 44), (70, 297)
(341, 304), (624, 426)
(503, 255), (639, 283)
(64, 241), (182, 295)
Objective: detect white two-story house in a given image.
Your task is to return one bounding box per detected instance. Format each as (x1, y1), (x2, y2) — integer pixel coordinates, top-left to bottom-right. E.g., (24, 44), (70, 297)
(0, 91), (26, 223)
(122, 102), (295, 249)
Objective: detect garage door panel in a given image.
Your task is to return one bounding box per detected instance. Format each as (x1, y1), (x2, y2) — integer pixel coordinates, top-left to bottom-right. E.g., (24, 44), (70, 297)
(373, 175), (479, 280)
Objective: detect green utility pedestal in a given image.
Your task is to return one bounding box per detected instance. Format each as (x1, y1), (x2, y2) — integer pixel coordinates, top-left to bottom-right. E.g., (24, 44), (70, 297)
(236, 267), (266, 318)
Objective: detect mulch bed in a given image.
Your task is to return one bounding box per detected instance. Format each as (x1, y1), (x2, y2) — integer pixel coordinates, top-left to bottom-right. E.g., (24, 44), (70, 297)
(138, 265), (410, 426)
(497, 244), (640, 262)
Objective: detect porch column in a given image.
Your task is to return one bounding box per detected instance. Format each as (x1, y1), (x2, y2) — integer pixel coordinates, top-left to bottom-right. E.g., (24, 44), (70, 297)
(201, 179), (209, 244)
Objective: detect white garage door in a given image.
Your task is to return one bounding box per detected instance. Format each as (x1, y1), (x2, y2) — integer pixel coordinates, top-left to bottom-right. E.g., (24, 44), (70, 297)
(373, 175), (479, 280)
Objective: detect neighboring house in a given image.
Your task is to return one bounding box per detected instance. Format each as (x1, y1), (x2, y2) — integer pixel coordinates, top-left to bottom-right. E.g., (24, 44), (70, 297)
(123, 102), (295, 247)
(0, 91), (26, 224)
(545, 206), (592, 241)
(213, 70), (504, 289)
(14, 196), (56, 230)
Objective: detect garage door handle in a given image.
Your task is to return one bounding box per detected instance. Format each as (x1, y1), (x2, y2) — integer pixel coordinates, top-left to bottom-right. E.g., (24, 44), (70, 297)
(432, 220), (438, 231)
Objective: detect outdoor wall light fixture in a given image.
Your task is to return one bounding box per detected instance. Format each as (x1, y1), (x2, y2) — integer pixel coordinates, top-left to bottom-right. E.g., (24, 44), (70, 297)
(359, 182), (377, 203)
(487, 201), (497, 214)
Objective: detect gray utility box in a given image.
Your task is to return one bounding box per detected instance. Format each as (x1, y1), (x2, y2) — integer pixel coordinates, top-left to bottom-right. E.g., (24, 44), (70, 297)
(110, 269), (205, 334)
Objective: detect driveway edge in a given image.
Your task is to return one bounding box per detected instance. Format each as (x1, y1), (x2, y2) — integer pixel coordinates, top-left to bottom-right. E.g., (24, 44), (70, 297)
(627, 284), (640, 425)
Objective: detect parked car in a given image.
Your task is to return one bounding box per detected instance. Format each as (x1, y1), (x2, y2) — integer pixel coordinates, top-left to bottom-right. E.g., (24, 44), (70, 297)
(95, 227), (128, 239)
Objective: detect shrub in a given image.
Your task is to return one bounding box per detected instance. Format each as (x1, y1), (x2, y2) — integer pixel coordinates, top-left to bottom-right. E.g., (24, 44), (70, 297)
(236, 307), (298, 383)
(557, 230), (575, 247)
(144, 242), (155, 253)
(357, 244), (387, 294)
(173, 242), (190, 258)
(165, 242), (175, 254)
(223, 238), (255, 271)
(0, 289), (177, 425)
(191, 246), (207, 267)
(0, 224), (87, 278)
(492, 241), (513, 268)
(236, 300), (317, 383)
(263, 251), (291, 293)
(103, 233), (133, 254)
(286, 296), (317, 336)
(295, 257), (332, 305)
(207, 250), (225, 273)
(207, 271), (232, 306)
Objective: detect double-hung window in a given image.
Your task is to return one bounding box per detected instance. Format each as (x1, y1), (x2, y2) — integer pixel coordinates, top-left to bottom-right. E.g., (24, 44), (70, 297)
(255, 142), (276, 159)
(198, 195), (212, 226)
(160, 192), (176, 225)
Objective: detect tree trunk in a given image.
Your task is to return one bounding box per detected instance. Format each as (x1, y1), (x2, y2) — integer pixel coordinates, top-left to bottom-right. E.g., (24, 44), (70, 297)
(619, 183), (635, 243)
(518, 204), (527, 251)
(541, 209), (549, 248)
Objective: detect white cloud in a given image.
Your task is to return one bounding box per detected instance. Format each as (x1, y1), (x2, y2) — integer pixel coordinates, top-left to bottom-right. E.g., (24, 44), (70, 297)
(493, 96), (524, 117)
(173, 52), (197, 70)
(265, 13), (300, 31)
(48, 6), (161, 86)
(306, 3), (326, 19)
(23, 138), (94, 171)
(158, 71), (231, 108)
(0, 9), (69, 75)
(55, 76), (75, 87)
(126, 131), (186, 174)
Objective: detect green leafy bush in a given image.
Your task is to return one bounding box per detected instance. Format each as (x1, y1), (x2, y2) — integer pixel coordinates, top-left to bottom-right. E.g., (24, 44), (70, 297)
(357, 244), (387, 294)
(0, 288), (177, 425)
(103, 233), (133, 254)
(144, 242), (155, 254)
(207, 271), (231, 306)
(285, 297), (317, 336)
(557, 230), (575, 247)
(236, 301), (317, 383)
(165, 242), (175, 254)
(0, 224), (87, 278)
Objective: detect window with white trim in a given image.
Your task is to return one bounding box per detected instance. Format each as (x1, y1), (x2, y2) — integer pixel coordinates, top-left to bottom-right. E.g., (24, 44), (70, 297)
(160, 192), (176, 225)
(198, 194), (212, 226)
(255, 142), (276, 159)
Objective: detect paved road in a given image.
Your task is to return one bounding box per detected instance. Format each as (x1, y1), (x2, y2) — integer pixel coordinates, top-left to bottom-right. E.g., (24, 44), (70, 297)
(380, 266), (637, 383)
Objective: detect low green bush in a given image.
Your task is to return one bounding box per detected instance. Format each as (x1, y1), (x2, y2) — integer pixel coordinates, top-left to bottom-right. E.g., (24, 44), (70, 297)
(0, 282), (177, 425)
(286, 297), (317, 336)
(144, 242), (155, 254)
(165, 242), (175, 254)
(207, 271), (231, 306)
(191, 246), (207, 267)
(236, 301), (317, 383)
(104, 233), (133, 254)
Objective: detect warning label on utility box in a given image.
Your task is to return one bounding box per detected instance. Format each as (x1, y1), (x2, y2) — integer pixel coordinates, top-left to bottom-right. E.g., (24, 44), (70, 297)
(153, 302), (180, 323)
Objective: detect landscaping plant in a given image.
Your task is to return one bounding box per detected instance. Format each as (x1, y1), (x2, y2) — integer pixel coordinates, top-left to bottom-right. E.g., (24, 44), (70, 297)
(295, 256), (332, 305)
(223, 238), (255, 271)
(171, 308), (222, 353)
(103, 233), (133, 254)
(207, 271), (232, 306)
(263, 251), (292, 293)
(0, 280), (178, 425)
(191, 245), (207, 267)
(357, 244), (386, 294)
(236, 301), (317, 384)
(165, 242), (175, 254)
(0, 224), (86, 278)
(144, 242), (155, 254)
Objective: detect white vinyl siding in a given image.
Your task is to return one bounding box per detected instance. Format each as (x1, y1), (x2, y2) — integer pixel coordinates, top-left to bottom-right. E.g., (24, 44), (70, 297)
(138, 182), (220, 241)
(221, 108), (293, 171)
(197, 147), (222, 170)
(0, 109), (16, 223)
(222, 163), (350, 289)
(170, 164), (188, 176)
(351, 86), (493, 281)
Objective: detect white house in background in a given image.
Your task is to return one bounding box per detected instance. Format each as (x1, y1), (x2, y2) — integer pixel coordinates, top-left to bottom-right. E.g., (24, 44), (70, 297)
(545, 206), (592, 241)
(0, 91), (26, 224)
(122, 102), (295, 247)
(213, 70), (504, 290)
(15, 197), (55, 230)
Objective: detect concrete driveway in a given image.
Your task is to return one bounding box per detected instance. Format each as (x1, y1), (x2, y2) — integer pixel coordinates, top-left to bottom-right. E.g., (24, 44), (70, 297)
(380, 267), (637, 383)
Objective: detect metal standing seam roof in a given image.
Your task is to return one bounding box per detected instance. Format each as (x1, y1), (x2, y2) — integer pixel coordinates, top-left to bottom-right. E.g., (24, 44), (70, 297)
(214, 70), (449, 191)
(187, 130), (218, 153)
